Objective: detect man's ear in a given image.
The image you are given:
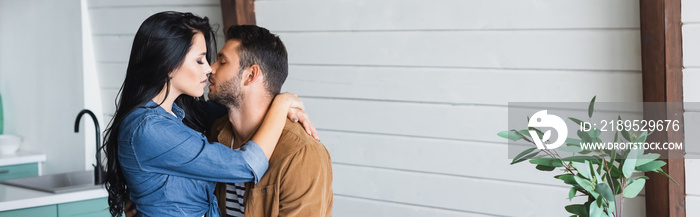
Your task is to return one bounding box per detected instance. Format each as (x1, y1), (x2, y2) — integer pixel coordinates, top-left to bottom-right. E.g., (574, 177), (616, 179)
(243, 64), (263, 86)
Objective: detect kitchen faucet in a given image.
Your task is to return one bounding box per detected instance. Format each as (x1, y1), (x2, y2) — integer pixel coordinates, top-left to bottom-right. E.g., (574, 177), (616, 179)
(74, 109), (104, 185)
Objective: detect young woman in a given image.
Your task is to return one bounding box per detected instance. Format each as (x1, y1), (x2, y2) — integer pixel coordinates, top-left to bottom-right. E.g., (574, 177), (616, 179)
(102, 11), (313, 217)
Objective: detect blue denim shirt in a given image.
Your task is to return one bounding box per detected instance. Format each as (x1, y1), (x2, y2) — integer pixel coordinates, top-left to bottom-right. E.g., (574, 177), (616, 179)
(118, 100), (268, 217)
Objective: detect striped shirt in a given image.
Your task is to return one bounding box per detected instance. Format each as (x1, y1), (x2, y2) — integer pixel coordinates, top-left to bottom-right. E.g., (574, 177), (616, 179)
(225, 182), (246, 217)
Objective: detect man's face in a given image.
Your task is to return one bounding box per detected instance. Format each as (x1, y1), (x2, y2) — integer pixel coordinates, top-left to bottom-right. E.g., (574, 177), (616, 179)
(208, 40), (244, 108)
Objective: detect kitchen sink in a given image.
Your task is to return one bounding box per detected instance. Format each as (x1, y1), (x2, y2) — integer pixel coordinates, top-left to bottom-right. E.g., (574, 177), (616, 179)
(0, 170), (101, 193)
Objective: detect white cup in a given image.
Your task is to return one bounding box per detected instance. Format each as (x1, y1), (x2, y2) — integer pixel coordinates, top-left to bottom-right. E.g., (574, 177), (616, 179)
(0, 135), (22, 154)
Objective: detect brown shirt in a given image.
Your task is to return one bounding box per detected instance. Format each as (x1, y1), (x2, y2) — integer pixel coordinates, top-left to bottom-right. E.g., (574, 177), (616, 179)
(209, 116), (333, 217)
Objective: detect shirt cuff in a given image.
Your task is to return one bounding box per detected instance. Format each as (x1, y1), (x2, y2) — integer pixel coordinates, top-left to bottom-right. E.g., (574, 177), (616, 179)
(240, 140), (269, 183)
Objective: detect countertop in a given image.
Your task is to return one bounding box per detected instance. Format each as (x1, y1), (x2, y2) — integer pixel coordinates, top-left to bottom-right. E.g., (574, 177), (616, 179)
(0, 151), (105, 212)
(0, 183), (107, 211)
(0, 150), (46, 167)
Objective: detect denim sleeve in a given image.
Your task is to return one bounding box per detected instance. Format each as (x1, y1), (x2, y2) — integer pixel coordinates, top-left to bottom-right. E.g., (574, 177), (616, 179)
(130, 115), (268, 183)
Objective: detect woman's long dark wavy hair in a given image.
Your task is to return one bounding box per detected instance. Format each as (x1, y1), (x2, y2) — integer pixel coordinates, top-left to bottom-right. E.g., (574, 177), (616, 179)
(101, 11), (216, 216)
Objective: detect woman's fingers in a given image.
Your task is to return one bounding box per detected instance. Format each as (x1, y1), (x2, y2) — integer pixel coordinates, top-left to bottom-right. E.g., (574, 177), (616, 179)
(280, 92), (305, 111)
(287, 108), (300, 123)
(296, 110), (320, 140)
(291, 100), (305, 111)
(280, 93), (317, 140)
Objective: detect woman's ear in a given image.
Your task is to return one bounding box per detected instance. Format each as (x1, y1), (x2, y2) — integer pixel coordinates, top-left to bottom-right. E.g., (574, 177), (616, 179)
(243, 64), (262, 86)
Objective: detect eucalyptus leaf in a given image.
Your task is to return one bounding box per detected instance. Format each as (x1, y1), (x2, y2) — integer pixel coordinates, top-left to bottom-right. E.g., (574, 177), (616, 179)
(634, 176), (650, 180)
(594, 183), (615, 202)
(572, 161), (592, 180)
(653, 168), (679, 185)
(591, 161), (603, 184)
(636, 160), (666, 172)
(635, 131), (649, 144)
(556, 174), (578, 185)
(608, 199), (616, 216)
(569, 117), (584, 125)
(497, 130), (521, 141)
(535, 165), (556, 171)
(579, 149), (593, 155)
(577, 130), (592, 143)
(623, 179), (646, 198)
(610, 149), (618, 165)
(569, 187), (577, 201)
(622, 154), (638, 178)
(619, 116), (631, 141)
(629, 133), (638, 143)
(512, 147), (537, 162)
(588, 96), (596, 118)
(588, 128), (602, 142)
(565, 204), (588, 216)
(590, 199), (604, 217)
(574, 176), (594, 192)
(510, 152), (539, 165)
(609, 165), (622, 179)
(639, 153), (661, 161)
(635, 153), (661, 166)
(528, 127), (544, 134)
(529, 158), (564, 167)
(515, 130), (534, 144)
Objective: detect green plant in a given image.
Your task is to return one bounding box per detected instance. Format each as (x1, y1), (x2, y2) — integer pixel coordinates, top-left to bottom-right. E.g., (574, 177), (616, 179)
(498, 96), (675, 217)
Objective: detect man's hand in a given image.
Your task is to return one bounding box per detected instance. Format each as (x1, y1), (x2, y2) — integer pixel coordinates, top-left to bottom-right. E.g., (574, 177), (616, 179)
(124, 200), (137, 217)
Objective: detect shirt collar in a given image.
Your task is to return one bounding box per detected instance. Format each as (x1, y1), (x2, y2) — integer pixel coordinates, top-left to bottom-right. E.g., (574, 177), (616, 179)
(144, 100), (186, 121)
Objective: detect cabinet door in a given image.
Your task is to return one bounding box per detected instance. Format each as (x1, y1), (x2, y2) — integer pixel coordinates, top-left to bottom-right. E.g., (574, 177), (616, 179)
(0, 205), (57, 217)
(57, 197), (109, 217)
(0, 163), (39, 181)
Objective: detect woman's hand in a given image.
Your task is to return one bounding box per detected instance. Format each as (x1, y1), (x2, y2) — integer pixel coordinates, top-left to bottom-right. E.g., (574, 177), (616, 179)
(279, 92), (319, 140)
(288, 107), (319, 140)
(124, 200), (137, 217)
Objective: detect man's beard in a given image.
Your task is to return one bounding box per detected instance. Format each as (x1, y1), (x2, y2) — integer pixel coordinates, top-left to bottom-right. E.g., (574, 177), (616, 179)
(209, 75), (244, 109)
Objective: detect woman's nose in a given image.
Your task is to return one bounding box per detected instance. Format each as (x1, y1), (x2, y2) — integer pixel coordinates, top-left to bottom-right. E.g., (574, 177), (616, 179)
(210, 62), (218, 74)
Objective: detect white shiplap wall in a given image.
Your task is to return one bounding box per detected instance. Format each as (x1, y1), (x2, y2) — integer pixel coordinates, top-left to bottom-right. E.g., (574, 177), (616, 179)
(258, 0), (645, 216)
(682, 0), (700, 216)
(86, 0), (225, 121)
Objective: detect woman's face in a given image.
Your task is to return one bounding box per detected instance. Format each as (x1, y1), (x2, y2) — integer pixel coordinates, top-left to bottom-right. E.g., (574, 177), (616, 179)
(169, 32), (211, 97)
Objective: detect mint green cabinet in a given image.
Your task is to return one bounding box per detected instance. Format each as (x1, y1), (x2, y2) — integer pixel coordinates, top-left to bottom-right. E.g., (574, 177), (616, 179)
(0, 197), (108, 217)
(0, 205), (56, 217)
(0, 163), (39, 181)
(57, 197), (109, 217)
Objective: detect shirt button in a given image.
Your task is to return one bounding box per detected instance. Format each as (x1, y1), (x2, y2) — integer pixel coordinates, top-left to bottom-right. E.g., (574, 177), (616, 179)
(261, 188), (267, 193)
